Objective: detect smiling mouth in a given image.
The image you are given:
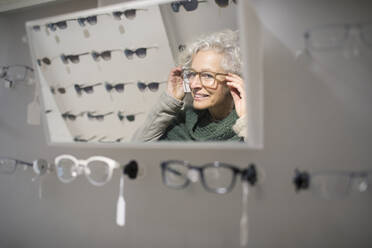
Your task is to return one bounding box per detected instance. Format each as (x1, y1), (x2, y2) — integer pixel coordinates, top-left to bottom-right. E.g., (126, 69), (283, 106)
(193, 93), (209, 101)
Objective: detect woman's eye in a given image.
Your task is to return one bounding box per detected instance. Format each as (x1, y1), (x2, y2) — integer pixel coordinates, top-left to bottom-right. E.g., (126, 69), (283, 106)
(201, 73), (214, 79)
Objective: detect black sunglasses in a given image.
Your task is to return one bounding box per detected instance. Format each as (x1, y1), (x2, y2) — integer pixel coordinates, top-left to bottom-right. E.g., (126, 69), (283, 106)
(77, 15), (98, 27)
(171, 0), (207, 12)
(98, 136), (125, 143)
(46, 20), (69, 31)
(60, 52), (89, 64)
(117, 111), (143, 122)
(61, 111), (86, 121)
(105, 82), (133, 93)
(73, 135), (96, 142)
(50, 86), (66, 94)
(112, 9), (146, 20)
(37, 57), (52, 66)
(137, 81), (166, 92)
(124, 47), (157, 59)
(91, 50), (120, 62)
(215, 0), (237, 8)
(32, 25), (41, 31)
(74, 83), (102, 95)
(87, 111), (114, 121)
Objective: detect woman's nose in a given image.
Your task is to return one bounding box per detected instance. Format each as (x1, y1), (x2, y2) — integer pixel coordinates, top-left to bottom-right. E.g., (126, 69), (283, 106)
(189, 75), (202, 89)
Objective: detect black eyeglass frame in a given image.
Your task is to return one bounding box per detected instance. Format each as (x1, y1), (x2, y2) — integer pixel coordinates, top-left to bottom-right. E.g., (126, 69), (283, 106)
(161, 160), (257, 194)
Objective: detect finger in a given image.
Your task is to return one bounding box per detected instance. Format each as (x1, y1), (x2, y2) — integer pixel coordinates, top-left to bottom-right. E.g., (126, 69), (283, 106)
(227, 73), (243, 80)
(226, 75), (244, 84)
(226, 81), (245, 97)
(228, 85), (241, 101)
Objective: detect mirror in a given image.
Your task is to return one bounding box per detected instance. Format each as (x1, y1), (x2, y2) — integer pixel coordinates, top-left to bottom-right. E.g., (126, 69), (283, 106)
(25, 0), (263, 147)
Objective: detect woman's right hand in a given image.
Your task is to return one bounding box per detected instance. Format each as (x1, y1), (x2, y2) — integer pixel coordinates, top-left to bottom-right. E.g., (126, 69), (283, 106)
(167, 66), (185, 101)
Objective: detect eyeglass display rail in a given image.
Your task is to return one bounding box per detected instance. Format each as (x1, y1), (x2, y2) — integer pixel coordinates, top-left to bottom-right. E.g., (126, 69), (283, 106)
(26, 1), (175, 144)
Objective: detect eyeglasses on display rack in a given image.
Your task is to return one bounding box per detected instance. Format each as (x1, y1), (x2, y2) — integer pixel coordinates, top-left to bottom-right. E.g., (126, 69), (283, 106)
(0, 157), (33, 174)
(137, 81), (166, 92)
(74, 83), (102, 95)
(50, 86), (66, 94)
(45, 19), (75, 31)
(87, 111), (114, 121)
(117, 111), (144, 122)
(91, 49), (121, 62)
(124, 46), (158, 59)
(50, 84), (73, 94)
(160, 160), (257, 194)
(61, 111), (86, 121)
(98, 136), (125, 143)
(37, 57), (52, 66)
(112, 8), (147, 20)
(73, 135), (97, 142)
(54, 154), (120, 186)
(293, 169), (372, 199)
(105, 82), (133, 93)
(60, 52), (90, 64)
(182, 68), (228, 88)
(215, 0), (237, 8)
(170, 0), (207, 12)
(304, 22), (372, 52)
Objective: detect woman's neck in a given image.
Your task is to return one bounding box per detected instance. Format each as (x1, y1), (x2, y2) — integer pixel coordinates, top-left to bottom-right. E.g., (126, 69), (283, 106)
(208, 100), (234, 121)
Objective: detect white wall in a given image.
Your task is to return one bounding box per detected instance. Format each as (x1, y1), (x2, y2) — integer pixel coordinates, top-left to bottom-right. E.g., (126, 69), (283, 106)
(0, 0), (371, 248)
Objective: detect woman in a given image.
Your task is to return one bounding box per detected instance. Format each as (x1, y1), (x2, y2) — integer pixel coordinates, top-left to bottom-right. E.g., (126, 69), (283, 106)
(133, 30), (248, 142)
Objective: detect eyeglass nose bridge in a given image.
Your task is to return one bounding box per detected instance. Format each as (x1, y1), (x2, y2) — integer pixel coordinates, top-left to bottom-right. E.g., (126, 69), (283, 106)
(187, 168), (200, 183)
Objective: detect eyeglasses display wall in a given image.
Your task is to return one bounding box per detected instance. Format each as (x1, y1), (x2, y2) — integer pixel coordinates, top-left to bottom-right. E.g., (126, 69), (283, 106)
(26, 1), (175, 144)
(24, 0), (256, 147)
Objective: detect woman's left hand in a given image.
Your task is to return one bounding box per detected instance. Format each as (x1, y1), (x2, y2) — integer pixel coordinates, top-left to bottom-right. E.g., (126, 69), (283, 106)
(226, 73), (246, 118)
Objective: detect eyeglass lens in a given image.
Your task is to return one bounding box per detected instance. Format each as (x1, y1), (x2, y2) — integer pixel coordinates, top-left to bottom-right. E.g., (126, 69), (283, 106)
(86, 160), (111, 184)
(202, 165), (235, 193)
(56, 158), (75, 182)
(162, 162), (189, 188)
(311, 174), (351, 199)
(0, 158), (17, 174)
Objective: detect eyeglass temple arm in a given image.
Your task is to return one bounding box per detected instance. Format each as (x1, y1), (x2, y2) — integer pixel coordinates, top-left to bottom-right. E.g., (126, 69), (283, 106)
(0, 157), (33, 167)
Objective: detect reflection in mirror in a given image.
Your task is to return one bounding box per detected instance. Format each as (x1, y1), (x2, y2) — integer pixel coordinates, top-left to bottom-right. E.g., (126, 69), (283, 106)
(26, 0), (261, 145)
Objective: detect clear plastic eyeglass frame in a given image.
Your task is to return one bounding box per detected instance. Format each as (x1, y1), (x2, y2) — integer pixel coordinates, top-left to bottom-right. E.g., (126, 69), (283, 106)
(54, 154), (120, 186)
(294, 169), (372, 200)
(160, 160), (253, 194)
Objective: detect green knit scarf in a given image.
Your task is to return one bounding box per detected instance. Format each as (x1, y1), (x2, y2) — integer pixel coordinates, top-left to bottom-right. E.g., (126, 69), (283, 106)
(160, 106), (241, 142)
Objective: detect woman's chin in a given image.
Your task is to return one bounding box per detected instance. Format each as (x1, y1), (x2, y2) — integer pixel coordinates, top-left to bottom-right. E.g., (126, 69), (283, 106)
(193, 99), (211, 110)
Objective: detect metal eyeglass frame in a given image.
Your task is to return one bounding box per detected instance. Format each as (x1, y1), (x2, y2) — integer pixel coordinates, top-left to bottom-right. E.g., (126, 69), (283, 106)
(160, 160), (257, 194)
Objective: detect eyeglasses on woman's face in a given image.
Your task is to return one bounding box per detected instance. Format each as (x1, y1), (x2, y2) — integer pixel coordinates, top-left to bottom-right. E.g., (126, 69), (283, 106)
(182, 68), (228, 88)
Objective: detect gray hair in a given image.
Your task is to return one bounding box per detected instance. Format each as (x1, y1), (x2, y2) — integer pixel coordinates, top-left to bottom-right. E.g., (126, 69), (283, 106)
(178, 29), (242, 75)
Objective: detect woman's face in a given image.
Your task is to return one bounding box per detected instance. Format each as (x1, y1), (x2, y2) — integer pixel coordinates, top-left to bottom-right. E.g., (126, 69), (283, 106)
(189, 50), (231, 111)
